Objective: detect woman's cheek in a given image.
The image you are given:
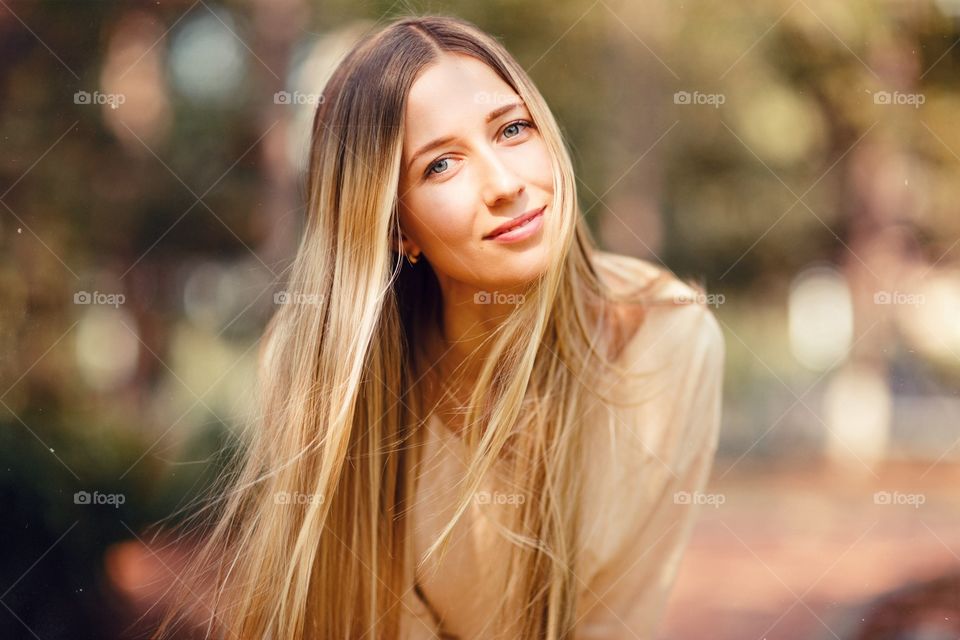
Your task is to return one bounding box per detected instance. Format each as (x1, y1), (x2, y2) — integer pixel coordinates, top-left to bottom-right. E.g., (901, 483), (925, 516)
(414, 194), (476, 249)
(497, 142), (550, 195)
(525, 142), (554, 192)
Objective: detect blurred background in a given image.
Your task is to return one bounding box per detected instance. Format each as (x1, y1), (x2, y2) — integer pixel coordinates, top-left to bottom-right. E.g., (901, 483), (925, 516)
(2, 0), (959, 638)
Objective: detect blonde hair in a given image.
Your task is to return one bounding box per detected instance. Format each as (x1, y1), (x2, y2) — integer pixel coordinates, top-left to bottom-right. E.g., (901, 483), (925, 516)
(151, 14), (685, 639)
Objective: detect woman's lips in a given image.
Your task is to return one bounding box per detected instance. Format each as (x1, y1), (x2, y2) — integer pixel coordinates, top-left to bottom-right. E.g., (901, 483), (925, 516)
(483, 205), (547, 241)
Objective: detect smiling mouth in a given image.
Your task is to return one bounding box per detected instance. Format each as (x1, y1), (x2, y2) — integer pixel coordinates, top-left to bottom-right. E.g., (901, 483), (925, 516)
(484, 205), (547, 240)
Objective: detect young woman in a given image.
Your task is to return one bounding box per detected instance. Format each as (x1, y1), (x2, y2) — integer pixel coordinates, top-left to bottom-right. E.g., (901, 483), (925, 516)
(153, 14), (724, 640)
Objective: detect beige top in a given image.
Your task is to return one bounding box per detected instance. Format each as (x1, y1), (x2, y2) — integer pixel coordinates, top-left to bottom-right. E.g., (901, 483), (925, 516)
(399, 252), (726, 639)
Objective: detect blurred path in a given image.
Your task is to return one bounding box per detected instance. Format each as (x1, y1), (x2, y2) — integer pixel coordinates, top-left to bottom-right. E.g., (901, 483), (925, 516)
(660, 461), (960, 640)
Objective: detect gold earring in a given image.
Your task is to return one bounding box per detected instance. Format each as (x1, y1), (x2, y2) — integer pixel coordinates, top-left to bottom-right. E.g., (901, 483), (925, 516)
(406, 250), (420, 265)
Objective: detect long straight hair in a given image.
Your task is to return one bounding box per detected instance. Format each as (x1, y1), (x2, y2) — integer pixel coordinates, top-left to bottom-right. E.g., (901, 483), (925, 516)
(152, 14), (678, 639)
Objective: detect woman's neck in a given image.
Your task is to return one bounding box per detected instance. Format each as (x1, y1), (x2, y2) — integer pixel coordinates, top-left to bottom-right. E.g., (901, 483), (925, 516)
(417, 274), (538, 434)
(418, 326), (478, 436)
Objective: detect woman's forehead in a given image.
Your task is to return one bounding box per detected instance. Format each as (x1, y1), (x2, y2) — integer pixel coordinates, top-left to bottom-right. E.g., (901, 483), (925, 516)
(403, 55), (519, 151)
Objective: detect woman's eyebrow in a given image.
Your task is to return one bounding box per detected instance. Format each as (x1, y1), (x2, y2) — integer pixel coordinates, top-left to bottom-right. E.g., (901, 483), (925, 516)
(483, 101), (524, 123)
(405, 102), (526, 172)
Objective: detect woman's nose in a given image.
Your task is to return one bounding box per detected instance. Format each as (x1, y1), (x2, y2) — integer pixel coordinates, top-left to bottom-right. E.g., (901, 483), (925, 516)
(480, 151), (524, 207)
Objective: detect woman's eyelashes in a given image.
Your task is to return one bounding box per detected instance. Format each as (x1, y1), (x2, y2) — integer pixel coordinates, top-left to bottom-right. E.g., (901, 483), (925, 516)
(425, 157), (454, 178)
(502, 119), (533, 140)
(422, 119), (536, 181)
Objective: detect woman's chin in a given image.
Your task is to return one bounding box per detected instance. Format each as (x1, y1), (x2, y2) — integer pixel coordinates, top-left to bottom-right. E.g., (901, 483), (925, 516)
(481, 258), (550, 292)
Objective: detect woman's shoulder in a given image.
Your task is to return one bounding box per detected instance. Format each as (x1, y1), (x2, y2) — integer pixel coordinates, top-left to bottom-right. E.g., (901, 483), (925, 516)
(592, 251), (725, 470)
(576, 253), (726, 601)
(590, 250), (724, 369)
(591, 250), (667, 297)
(577, 253), (726, 578)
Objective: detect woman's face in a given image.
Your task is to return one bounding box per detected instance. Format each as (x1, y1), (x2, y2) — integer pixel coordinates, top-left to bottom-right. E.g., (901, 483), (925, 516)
(397, 53), (555, 292)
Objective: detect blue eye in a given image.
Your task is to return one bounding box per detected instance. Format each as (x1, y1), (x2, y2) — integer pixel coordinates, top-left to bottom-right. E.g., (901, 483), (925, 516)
(426, 158), (450, 176)
(422, 120), (535, 181)
(503, 120), (532, 139)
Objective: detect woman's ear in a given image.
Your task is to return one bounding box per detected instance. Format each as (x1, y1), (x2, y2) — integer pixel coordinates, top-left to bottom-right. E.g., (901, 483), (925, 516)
(400, 233), (421, 257)
(389, 224), (421, 257)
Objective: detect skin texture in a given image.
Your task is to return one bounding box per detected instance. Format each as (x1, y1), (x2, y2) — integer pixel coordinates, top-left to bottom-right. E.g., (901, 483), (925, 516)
(397, 53), (555, 389)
